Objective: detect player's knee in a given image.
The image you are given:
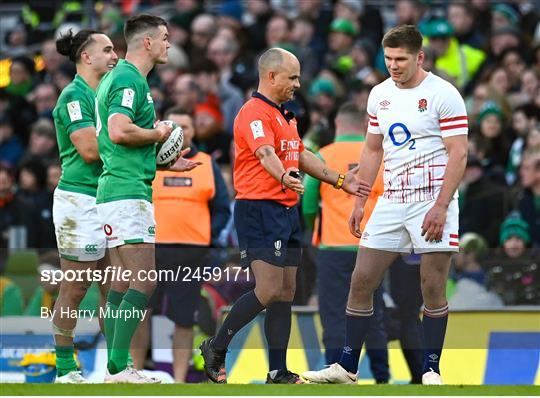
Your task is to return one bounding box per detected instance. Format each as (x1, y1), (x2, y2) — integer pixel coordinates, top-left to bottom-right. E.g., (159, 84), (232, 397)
(142, 279), (157, 296)
(350, 271), (376, 294)
(255, 284), (282, 305)
(421, 278), (445, 301)
(279, 284), (296, 301)
(62, 281), (91, 304)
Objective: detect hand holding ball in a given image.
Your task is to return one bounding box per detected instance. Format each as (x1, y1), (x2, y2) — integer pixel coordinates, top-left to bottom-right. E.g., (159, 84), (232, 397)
(156, 120), (184, 167)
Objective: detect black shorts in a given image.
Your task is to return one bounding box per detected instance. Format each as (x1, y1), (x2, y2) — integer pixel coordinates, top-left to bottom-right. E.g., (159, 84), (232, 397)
(149, 244), (208, 327)
(234, 199), (302, 268)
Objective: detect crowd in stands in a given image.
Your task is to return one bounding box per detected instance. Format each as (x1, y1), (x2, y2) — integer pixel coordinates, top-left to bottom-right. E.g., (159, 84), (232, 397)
(1, 0), (539, 313)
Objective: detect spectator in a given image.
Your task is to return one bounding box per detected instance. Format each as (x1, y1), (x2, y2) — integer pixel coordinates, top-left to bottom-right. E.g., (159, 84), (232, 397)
(171, 74), (200, 114)
(394, 0), (426, 26)
(516, 148), (540, 247)
(217, 1), (244, 31)
(245, 0), (274, 54)
(39, 39), (64, 84)
(423, 18), (485, 91)
(17, 159), (47, 205)
(265, 14), (292, 48)
(491, 3), (521, 31)
(335, 0), (383, 50)
(52, 62), (76, 92)
(500, 48), (527, 94)
(207, 35), (241, 87)
(449, 233), (503, 309)
(349, 39), (381, 86)
(193, 102), (230, 164)
(189, 14), (218, 67)
(459, 155), (511, 246)
(0, 116), (24, 168)
(487, 213), (539, 305)
(6, 56), (35, 98)
(520, 69), (539, 106)
(471, 101), (511, 178)
(325, 18), (357, 74)
(192, 59), (244, 137)
(0, 164), (36, 249)
(30, 83), (58, 120)
(506, 104), (540, 185)
(290, 16), (321, 83)
(447, 1), (485, 49)
(488, 26), (522, 61)
(19, 118), (58, 165)
(308, 77), (338, 120)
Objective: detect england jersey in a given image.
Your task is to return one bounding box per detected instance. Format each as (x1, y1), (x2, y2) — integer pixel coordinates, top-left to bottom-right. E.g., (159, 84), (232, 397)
(367, 72), (468, 203)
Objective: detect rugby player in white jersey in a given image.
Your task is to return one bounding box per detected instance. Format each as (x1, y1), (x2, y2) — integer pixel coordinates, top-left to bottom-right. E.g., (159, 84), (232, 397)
(302, 24), (468, 386)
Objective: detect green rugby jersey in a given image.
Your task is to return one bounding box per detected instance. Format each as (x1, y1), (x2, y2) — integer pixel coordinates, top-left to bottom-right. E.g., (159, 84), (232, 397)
(53, 74), (102, 197)
(96, 59), (156, 204)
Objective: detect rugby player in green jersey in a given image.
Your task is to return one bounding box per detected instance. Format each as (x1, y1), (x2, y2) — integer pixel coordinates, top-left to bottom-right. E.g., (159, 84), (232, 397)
(95, 14), (199, 383)
(52, 29), (118, 383)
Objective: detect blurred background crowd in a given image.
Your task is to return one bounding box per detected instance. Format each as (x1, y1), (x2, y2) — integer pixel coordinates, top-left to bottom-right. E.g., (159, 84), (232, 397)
(0, 0), (539, 319)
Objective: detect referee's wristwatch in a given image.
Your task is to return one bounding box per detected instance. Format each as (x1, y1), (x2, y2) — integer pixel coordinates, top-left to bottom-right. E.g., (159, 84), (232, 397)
(334, 174), (345, 189)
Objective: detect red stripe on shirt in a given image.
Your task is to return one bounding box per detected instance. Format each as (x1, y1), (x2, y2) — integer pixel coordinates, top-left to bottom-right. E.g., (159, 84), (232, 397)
(440, 116), (468, 123)
(450, 233), (459, 238)
(449, 241), (459, 246)
(368, 114), (377, 119)
(440, 123), (468, 131)
(369, 122), (379, 127)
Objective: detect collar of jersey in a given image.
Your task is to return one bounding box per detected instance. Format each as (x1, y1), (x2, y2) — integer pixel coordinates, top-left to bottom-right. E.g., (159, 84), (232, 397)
(335, 134), (365, 143)
(74, 74), (91, 90)
(251, 91), (295, 124)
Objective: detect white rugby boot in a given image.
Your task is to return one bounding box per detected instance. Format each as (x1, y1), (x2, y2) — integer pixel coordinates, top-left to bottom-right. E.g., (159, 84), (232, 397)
(104, 367), (160, 383)
(422, 368), (443, 385)
(301, 363), (357, 384)
(55, 370), (87, 384)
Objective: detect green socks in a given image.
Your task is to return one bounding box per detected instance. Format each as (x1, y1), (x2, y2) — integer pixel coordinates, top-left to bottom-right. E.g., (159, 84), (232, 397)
(55, 345), (77, 377)
(104, 289), (124, 363)
(108, 289), (148, 374)
(104, 289), (134, 367)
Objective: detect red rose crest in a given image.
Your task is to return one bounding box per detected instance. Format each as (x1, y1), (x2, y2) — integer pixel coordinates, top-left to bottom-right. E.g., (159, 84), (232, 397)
(418, 98), (427, 112)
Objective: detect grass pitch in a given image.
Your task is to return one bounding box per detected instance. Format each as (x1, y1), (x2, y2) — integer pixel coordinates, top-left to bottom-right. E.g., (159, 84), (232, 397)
(1, 384), (539, 396)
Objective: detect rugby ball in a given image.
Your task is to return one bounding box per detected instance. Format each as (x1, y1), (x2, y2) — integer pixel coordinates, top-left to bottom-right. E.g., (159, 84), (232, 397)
(156, 120), (184, 167)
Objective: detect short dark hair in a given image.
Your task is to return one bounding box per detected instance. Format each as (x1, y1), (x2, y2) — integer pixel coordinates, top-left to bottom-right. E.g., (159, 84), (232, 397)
(382, 24), (423, 54)
(56, 29), (100, 63)
(164, 106), (192, 119)
(337, 101), (366, 124)
(124, 14), (167, 44)
(191, 58), (219, 75)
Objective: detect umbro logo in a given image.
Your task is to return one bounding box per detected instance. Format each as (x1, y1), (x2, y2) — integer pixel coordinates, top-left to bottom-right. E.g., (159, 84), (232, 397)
(343, 346), (352, 354)
(379, 100), (391, 108)
(429, 353), (439, 361)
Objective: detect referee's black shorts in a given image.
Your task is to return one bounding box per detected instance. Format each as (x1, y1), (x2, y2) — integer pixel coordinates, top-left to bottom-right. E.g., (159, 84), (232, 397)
(234, 199), (302, 268)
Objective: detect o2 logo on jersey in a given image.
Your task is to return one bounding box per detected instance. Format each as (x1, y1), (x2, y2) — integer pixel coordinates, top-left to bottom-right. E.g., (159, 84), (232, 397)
(388, 122), (416, 150)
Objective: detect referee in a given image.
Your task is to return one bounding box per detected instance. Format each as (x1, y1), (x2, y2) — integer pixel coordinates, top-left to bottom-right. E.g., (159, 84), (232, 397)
(200, 47), (371, 384)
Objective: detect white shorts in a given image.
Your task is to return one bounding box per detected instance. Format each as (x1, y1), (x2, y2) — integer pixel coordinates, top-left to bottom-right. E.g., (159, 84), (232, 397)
(360, 197), (460, 254)
(96, 199), (155, 248)
(53, 188), (106, 262)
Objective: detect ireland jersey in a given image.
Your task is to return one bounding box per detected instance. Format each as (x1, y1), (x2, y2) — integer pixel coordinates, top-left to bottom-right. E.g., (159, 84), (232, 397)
(53, 74), (102, 197)
(96, 59), (156, 204)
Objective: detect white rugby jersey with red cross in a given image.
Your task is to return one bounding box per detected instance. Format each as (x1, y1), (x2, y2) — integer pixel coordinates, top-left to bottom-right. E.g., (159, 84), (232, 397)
(366, 72), (468, 203)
